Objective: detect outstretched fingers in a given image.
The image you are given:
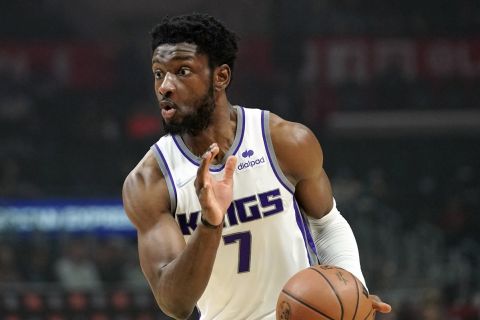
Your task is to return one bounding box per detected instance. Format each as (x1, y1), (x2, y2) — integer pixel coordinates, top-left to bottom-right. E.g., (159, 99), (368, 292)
(195, 143), (219, 193)
(222, 155), (237, 185)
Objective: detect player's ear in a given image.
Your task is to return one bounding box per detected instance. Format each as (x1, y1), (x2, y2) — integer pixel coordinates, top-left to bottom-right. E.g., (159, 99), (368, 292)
(213, 64), (231, 91)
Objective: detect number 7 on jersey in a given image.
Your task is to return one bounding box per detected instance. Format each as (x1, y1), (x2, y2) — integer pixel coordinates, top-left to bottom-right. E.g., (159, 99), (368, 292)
(223, 231), (252, 273)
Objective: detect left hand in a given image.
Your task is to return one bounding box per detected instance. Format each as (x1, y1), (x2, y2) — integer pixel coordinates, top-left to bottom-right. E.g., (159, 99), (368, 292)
(369, 294), (392, 313)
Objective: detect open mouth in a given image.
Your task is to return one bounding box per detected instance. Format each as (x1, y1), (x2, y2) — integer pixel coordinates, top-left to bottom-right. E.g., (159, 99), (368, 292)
(160, 100), (176, 111)
(160, 101), (177, 120)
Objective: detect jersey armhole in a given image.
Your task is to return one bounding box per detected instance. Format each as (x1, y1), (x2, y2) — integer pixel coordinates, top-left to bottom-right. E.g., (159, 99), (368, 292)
(150, 143), (177, 215)
(260, 110), (295, 194)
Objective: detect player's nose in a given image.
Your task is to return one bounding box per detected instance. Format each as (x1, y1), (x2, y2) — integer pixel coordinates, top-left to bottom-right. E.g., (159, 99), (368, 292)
(158, 72), (176, 97)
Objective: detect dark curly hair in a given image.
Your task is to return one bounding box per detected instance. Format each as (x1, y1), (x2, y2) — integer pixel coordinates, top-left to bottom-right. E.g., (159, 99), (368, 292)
(150, 13), (239, 72)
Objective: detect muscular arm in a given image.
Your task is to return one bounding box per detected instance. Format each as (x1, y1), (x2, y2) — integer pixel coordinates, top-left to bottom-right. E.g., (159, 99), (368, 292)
(122, 149), (232, 319)
(269, 113), (365, 278)
(270, 113), (392, 313)
(269, 113), (333, 218)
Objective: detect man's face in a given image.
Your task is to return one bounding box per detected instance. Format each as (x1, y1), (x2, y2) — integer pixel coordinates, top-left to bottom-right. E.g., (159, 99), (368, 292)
(152, 42), (215, 135)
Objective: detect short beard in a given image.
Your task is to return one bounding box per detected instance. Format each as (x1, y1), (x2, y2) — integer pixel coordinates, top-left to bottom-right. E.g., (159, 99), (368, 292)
(162, 84), (215, 136)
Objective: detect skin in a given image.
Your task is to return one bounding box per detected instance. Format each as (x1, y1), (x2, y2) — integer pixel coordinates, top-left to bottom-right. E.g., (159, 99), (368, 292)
(122, 42), (391, 319)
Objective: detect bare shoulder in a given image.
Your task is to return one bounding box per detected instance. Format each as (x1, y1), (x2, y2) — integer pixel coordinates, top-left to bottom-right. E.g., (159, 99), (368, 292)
(122, 150), (170, 232)
(269, 112), (324, 183)
(269, 113), (320, 150)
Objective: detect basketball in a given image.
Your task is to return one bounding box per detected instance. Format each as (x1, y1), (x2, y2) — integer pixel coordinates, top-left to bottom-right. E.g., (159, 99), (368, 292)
(276, 265), (375, 320)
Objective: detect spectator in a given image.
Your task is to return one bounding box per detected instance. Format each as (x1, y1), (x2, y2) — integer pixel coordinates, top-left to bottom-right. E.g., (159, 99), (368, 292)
(55, 238), (101, 290)
(0, 244), (23, 283)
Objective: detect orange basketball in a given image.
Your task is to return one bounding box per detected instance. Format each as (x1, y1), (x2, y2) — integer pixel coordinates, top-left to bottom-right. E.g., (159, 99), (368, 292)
(276, 265), (375, 320)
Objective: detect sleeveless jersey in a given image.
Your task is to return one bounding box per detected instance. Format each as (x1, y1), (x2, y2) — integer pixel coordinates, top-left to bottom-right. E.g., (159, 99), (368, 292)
(152, 106), (318, 320)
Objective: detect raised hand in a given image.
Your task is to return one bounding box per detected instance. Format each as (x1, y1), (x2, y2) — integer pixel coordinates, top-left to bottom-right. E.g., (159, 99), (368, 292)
(194, 143), (237, 227)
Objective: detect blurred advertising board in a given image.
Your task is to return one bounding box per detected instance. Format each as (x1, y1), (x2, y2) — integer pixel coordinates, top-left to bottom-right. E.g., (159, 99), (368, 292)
(0, 199), (134, 235)
(0, 42), (116, 89)
(305, 38), (480, 84)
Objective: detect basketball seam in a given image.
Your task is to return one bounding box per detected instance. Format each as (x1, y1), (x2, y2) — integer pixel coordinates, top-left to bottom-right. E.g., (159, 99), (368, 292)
(282, 289), (336, 320)
(309, 267), (345, 320)
(352, 275), (360, 320)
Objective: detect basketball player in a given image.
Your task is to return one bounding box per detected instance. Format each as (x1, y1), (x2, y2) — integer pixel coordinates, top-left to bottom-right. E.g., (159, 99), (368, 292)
(122, 13), (391, 319)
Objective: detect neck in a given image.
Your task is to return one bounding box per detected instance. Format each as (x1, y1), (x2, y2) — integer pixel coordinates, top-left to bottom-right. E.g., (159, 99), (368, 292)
(181, 95), (237, 164)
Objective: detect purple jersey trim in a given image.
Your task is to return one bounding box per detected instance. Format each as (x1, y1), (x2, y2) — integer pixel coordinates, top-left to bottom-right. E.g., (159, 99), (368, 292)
(229, 106), (246, 160)
(172, 135), (197, 166)
(260, 110), (295, 194)
(293, 198), (319, 266)
(152, 143), (178, 214)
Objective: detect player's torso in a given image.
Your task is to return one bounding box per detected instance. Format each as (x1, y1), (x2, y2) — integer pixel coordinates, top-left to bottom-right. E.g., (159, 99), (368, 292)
(152, 106), (316, 320)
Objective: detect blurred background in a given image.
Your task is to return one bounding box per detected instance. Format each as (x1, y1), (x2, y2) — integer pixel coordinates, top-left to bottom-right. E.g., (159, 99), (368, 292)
(1, 1), (479, 319)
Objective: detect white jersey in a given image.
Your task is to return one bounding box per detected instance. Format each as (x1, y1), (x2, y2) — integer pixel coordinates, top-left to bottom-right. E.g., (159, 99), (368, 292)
(152, 106), (318, 320)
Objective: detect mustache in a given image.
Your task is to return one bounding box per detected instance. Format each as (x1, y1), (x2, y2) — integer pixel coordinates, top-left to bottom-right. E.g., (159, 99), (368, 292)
(159, 97), (178, 110)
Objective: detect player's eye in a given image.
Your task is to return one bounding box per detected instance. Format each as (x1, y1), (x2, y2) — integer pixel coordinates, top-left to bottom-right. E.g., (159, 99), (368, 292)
(154, 70), (164, 80)
(178, 67), (192, 76)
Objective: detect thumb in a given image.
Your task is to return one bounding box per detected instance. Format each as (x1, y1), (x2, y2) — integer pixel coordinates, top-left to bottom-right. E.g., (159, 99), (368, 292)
(223, 155), (237, 184)
(370, 295), (392, 313)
